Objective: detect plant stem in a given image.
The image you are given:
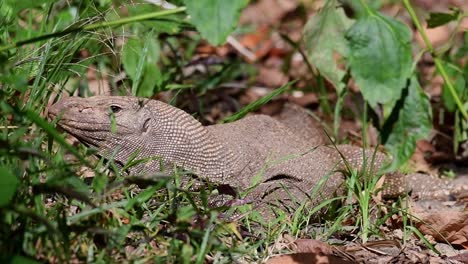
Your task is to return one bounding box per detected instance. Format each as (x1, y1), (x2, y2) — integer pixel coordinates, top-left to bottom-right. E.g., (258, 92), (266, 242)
(0, 7), (187, 53)
(403, 0), (468, 119)
(434, 57), (467, 117)
(403, 1), (433, 53)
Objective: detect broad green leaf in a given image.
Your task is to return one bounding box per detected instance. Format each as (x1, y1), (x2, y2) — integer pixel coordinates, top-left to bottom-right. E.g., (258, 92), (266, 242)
(183, 0), (248, 45)
(345, 11), (412, 108)
(337, 0), (382, 18)
(122, 38), (160, 80)
(122, 37), (160, 96)
(0, 166), (19, 207)
(304, 0), (354, 92)
(441, 61), (466, 112)
(122, 39), (142, 80)
(385, 77), (432, 170)
(137, 64), (161, 97)
(427, 8), (461, 28)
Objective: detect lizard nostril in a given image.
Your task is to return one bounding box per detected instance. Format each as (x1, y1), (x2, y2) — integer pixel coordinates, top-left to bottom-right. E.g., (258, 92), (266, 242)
(74, 105), (84, 113)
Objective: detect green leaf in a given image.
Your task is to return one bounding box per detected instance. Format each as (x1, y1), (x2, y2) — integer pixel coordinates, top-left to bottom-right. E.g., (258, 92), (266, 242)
(92, 172), (108, 194)
(122, 38), (160, 80)
(304, 0), (354, 92)
(0, 166), (19, 207)
(122, 37), (160, 97)
(125, 186), (159, 210)
(183, 0), (248, 45)
(427, 8), (461, 28)
(345, 11), (412, 108)
(122, 39), (142, 80)
(385, 77), (432, 170)
(441, 61), (466, 112)
(137, 64), (161, 97)
(5, 0), (53, 13)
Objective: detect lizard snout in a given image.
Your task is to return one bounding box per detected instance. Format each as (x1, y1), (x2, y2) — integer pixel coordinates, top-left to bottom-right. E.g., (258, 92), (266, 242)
(48, 101), (63, 121)
(48, 97), (80, 121)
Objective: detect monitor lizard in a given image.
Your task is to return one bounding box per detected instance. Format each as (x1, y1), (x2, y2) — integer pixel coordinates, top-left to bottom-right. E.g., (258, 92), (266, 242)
(47, 96), (464, 212)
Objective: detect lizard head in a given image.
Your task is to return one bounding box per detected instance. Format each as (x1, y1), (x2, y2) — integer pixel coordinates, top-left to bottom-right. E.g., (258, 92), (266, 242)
(48, 96), (235, 178)
(48, 96), (154, 149)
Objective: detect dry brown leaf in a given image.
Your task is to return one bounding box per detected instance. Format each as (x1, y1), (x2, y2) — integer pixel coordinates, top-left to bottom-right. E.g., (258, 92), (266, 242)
(266, 235), (355, 263)
(415, 24), (450, 48)
(293, 239), (333, 255)
(195, 44), (230, 57)
(288, 93), (319, 107)
(240, 0), (298, 25)
(257, 66), (289, 87)
(429, 74), (444, 97)
(411, 140), (436, 173)
(412, 200), (468, 246)
(260, 100), (284, 116)
(195, 44), (218, 54)
(265, 252), (355, 264)
(416, 140), (436, 153)
(238, 25), (273, 60)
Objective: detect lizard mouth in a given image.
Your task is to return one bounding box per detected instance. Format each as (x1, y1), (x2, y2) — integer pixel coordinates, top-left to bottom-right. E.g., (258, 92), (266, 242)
(57, 119), (111, 132)
(56, 122), (107, 146)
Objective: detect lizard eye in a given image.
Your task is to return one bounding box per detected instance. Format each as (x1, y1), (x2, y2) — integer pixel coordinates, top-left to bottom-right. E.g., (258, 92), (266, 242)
(110, 105), (122, 113)
(142, 118), (151, 133)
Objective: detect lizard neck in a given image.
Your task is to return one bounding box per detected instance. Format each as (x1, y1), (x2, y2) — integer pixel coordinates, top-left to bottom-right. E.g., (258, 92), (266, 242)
(115, 100), (241, 183)
(150, 125), (240, 181)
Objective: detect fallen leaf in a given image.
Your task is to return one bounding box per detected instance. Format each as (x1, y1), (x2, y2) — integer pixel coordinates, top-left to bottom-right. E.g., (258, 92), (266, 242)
(294, 239), (333, 255)
(412, 200), (468, 246)
(260, 100), (284, 115)
(265, 252), (355, 264)
(415, 24), (450, 48)
(240, 0), (298, 25)
(238, 25), (273, 60)
(416, 140), (436, 153)
(257, 66), (289, 87)
(411, 140), (436, 173)
(288, 92), (319, 107)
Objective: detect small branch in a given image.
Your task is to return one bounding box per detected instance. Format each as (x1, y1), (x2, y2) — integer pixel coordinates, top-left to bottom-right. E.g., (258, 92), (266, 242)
(226, 36), (256, 62)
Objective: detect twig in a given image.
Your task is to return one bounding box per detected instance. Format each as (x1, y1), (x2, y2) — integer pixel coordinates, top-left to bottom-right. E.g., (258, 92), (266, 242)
(227, 36), (257, 62)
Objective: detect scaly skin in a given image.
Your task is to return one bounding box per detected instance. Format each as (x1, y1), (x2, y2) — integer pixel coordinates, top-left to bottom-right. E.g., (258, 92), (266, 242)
(48, 96), (463, 210)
